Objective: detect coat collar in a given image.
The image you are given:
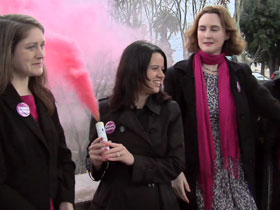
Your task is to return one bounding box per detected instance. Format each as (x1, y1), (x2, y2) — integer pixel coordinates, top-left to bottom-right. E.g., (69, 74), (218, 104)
(113, 95), (161, 145)
(173, 53), (195, 77)
(143, 95), (161, 115)
(173, 53), (241, 74)
(2, 84), (49, 151)
(171, 54), (244, 114)
(173, 53), (243, 83)
(171, 54), (196, 108)
(117, 109), (151, 143)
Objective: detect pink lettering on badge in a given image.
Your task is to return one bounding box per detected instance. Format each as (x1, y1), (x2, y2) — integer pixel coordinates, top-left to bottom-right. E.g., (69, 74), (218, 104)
(16, 102), (30, 117)
(105, 121), (116, 134)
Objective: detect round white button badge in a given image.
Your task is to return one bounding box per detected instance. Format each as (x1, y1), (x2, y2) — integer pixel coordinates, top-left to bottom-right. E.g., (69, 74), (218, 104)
(16, 102), (30, 117)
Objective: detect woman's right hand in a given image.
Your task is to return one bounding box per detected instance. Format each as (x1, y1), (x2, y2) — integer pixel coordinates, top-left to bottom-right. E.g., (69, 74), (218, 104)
(88, 137), (108, 170)
(171, 172), (191, 203)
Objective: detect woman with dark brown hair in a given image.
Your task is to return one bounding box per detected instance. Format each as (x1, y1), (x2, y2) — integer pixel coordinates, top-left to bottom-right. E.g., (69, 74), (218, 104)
(0, 14), (75, 210)
(164, 5), (280, 210)
(87, 40), (185, 210)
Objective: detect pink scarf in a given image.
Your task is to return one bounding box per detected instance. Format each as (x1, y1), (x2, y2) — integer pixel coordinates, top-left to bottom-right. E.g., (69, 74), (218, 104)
(194, 50), (240, 210)
(50, 200), (55, 210)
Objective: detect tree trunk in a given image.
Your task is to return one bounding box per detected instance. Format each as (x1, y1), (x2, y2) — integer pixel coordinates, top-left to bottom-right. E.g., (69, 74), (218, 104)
(267, 51), (280, 77)
(180, 28), (187, 59)
(234, 0), (244, 30)
(268, 52), (276, 77)
(261, 63), (265, 75)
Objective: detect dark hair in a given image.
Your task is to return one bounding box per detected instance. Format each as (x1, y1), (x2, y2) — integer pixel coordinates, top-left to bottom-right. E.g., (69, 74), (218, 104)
(110, 40), (170, 111)
(186, 5), (247, 55)
(0, 14), (55, 114)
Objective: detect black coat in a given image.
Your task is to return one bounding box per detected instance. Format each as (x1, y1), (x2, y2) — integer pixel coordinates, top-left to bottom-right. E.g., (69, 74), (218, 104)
(258, 78), (280, 209)
(88, 96), (185, 210)
(164, 54), (280, 209)
(0, 84), (75, 210)
(264, 78), (280, 101)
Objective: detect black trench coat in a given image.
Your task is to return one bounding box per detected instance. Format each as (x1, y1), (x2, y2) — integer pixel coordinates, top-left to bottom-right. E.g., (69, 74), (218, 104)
(258, 78), (280, 209)
(164, 54), (280, 210)
(0, 84), (75, 210)
(88, 96), (185, 210)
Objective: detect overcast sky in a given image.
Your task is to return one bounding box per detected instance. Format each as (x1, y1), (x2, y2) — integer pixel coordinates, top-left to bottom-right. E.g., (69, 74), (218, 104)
(171, 1), (235, 62)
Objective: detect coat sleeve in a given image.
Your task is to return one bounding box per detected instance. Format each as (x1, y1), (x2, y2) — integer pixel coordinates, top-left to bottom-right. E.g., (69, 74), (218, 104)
(52, 108), (75, 204)
(241, 64), (280, 121)
(258, 80), (280, 146)
(131, 101), (185, 184)
(87, 116), (109, 181)
(0, 137), (36, 210)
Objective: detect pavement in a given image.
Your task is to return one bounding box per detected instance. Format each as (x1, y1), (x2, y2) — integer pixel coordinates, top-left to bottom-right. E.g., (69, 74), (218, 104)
(75, 173), (99, 210)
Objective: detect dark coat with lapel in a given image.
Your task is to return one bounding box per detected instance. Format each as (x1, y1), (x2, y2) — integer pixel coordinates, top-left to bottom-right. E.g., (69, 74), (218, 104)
(258, 78), (280, 209)
(164, 54), (280, 209)
(88, 96), (185, 210)
(0, 84), (75, 210)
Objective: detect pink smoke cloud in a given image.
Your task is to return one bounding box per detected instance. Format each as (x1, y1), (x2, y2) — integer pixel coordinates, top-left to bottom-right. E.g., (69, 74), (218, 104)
(0, 0), (142, 121)
(45, 35), (100, 120)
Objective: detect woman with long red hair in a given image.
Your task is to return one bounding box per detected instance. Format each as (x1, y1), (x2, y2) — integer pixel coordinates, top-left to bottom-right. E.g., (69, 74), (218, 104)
(165, 5), (280, 210)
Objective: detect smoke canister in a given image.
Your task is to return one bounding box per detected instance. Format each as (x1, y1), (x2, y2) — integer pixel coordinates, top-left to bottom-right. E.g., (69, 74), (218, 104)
(96, 121), (109, 150)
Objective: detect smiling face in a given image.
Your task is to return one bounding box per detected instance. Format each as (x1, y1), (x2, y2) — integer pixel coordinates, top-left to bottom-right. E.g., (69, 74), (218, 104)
(197, 13), (229, 55)
(12, 27), (45, 80)
(141, 52), (165, 96)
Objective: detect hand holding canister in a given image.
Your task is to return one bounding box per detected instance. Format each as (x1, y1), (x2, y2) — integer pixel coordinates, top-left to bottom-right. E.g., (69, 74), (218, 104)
(95, 121), (110, 150)
(88, 122), (110, 170)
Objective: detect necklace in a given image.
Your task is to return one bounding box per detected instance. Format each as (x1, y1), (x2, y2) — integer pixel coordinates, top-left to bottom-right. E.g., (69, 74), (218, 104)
(203, 65), (219, 73)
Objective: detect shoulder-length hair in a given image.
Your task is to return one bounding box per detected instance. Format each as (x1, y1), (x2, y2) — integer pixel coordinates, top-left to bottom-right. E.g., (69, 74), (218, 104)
(186, 5), (247, 56)
(110, 40), (170, 111)
(0, 14), (55, 114)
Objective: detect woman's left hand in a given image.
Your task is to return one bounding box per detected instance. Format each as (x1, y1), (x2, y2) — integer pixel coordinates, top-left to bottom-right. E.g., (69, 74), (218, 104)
(171, 172), (190, 203)
(103, 141), (134, 165)
(59, 202), (74, 210)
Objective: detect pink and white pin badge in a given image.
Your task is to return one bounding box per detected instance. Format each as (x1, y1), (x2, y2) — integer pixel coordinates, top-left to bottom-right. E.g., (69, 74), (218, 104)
(16, 102), (30, 117)
(236, 81), (241, 93)
(105, 121), (116, 134)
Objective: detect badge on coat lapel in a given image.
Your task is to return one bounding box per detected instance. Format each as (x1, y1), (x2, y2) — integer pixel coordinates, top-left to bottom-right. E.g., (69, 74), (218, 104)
(16, 102), (30, 117)
(236, 81), (241, 93)
(105, 121), (116, 134)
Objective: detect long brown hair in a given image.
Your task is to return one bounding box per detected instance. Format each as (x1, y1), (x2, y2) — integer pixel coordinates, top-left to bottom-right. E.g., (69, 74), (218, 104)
(186, 6), (247, 56)
(0, 14), (55, 114)
(110, 40), (170, 111)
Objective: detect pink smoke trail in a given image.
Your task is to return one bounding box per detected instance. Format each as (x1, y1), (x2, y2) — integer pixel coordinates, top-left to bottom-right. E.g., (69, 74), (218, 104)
(45, 35), (100, 121)
(0, 0), (141, 121)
